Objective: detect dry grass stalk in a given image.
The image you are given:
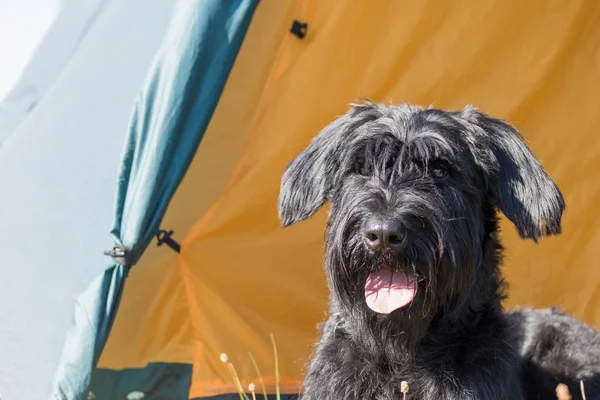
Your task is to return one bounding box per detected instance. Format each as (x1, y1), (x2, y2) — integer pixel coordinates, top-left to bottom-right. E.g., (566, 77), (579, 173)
(249, 383), (257, 400)
(556, 380), (590, 400)
(249, 352), (269, 400)
(400, 380), (409, 400)
(220, 334), (282, 400)
(220, 353), (250, 400)
(556, 383), (571, 400)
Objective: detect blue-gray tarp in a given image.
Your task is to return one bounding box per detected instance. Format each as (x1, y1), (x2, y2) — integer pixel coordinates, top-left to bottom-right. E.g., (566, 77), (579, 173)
(50, 1), (260, 398)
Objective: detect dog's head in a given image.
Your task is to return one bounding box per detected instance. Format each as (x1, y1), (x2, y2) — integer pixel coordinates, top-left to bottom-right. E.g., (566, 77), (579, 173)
(278, 101), (564, 340)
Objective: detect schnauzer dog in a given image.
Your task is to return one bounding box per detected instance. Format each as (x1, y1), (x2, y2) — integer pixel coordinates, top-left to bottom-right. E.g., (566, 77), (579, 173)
(278, 102), (600, 399)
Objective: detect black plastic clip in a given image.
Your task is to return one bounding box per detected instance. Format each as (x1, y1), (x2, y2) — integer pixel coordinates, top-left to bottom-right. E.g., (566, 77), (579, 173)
(290, 20), (308, 39)
(156, 229), (181, 253)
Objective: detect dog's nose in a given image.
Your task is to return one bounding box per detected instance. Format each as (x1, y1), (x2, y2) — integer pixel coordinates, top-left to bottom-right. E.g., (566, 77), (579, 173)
(363, 220), (407, 251)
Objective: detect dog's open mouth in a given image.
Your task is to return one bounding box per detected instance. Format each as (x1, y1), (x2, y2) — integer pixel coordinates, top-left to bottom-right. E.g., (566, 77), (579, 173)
(365, 267), (418, 314)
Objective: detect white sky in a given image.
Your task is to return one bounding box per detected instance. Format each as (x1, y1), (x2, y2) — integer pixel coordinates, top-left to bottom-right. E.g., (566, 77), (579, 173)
(0, 0), (61, 102)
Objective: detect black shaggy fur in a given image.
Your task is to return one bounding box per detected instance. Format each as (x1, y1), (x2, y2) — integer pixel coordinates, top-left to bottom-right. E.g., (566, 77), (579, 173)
(277, 101), (600, 399)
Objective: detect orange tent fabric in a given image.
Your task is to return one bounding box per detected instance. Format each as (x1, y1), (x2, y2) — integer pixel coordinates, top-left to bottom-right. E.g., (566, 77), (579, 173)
(99, 1), (600, 397)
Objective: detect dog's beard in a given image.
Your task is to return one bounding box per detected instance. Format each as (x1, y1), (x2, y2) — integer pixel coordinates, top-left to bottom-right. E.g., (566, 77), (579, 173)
(324, 214), (442, 357)
(324, 204), (481, 359)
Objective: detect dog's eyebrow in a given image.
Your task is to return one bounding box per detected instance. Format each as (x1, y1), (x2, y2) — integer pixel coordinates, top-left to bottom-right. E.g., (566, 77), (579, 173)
(411, 131), (451, 146)
(408, 131), (455, 158)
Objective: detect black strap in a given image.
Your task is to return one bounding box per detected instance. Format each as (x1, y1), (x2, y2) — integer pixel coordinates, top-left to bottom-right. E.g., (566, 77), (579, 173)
(156, 229), (181, 253)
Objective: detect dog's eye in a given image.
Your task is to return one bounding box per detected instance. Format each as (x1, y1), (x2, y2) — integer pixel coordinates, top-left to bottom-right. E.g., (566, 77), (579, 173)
(429, 164), (448, 179)
(357, 163), (370, 176)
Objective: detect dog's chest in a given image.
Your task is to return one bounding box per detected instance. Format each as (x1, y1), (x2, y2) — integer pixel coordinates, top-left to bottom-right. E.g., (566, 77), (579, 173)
(312, 364), (466, 400)
(305, 341), (471, 399)
(350, 366), (458, 400)
(302, 330), (522, 400)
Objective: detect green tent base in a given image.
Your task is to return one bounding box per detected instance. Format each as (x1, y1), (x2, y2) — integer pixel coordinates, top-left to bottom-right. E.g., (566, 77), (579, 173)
(91, 363), (297, 400)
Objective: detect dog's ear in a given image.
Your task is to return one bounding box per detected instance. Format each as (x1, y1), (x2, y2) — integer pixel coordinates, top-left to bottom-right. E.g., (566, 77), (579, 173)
(278, 102), (382, 227)
(460, 106), (565, 241)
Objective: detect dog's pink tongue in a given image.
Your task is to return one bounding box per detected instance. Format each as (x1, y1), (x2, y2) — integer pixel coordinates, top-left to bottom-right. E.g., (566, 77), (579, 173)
(365, 268), (417, 314)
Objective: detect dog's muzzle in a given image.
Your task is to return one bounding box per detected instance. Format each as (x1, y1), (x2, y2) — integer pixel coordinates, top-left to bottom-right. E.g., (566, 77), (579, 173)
(361, 217), (418, 314)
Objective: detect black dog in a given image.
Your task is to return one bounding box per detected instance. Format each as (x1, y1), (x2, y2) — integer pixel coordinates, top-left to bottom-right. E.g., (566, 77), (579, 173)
(278, 101), (600, 399)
